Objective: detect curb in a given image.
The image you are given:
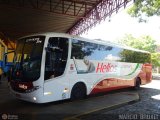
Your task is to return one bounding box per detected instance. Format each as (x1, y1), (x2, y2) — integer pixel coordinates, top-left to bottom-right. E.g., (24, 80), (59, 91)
(64, 93), (140, 120)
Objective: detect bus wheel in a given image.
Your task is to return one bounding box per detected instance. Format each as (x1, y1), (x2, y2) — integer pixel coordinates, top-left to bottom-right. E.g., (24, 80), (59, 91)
(134, 78), (141, 90)
(71, 83), (86, 100)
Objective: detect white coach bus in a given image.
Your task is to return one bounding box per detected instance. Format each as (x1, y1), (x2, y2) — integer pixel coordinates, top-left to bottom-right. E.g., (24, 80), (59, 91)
(9, 32), (152, 103)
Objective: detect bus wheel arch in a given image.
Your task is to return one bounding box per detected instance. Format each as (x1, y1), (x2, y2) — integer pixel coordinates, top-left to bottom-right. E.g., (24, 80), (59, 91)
(134, 77), (141, 90)
(70, 82), (87, 100)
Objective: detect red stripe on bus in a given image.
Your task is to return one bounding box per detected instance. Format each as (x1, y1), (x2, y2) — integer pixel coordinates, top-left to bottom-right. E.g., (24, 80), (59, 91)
(90, 78), (134, 94)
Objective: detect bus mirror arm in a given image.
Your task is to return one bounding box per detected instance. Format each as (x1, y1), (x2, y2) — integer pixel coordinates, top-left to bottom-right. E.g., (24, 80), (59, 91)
(4, 55), (7, 66)
(4, 51), (15, 67)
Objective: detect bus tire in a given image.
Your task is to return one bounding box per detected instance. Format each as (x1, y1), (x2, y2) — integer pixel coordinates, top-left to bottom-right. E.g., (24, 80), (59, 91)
(134, 78), (141, 90)
(71, 82), (86, 100)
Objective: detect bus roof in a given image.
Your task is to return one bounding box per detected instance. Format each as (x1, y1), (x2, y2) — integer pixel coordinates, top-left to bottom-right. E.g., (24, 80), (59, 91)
(20, 32), (150, 54)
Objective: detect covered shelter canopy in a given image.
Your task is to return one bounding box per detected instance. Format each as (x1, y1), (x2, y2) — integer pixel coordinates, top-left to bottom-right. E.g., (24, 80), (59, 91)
(0, 0), (133, 40)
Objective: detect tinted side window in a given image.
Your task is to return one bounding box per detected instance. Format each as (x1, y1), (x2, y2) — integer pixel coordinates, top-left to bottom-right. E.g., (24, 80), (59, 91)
(99, 45), (122, 61)
(120, 50), (151, 63)
(71, 39), (150, 63)
(71, 39), (122, 61)
(71, 39), (85, 59)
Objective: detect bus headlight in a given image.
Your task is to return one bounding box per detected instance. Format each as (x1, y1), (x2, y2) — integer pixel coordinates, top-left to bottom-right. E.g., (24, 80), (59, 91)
(33, 97), (37, 101)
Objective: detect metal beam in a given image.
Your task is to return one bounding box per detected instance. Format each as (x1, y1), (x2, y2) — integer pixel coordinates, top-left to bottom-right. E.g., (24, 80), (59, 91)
(0, 32), (15, 49)
(67, 0), (133, 35)
(0, 0), (134, 37)
(0, 0), (94, 18)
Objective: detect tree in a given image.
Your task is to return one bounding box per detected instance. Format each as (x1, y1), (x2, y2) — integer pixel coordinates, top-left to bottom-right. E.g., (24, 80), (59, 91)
(152, 53), (160, 67)
(118, 34), (159, 67)
(118, 34), (157, 52)
(127, 0), (160, 22)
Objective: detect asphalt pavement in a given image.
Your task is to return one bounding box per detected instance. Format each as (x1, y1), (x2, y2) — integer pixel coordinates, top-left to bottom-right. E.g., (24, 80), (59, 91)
(0, 77), (160, 120)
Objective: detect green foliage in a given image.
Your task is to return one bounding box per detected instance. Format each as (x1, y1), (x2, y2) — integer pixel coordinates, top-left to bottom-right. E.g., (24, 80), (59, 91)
(151, 53), (160, 66)
(118, 34), (157, 53)
(127, 0), (160, 22)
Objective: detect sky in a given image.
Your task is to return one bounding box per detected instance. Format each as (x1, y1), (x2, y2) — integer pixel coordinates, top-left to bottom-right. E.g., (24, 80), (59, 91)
(81, 6), (160, 45)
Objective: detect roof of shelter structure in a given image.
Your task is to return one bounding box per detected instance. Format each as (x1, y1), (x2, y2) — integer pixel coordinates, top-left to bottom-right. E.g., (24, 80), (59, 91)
(0, 0), (133, 40)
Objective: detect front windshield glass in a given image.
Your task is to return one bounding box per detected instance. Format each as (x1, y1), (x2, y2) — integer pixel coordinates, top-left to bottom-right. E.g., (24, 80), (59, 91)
(12, 36), (45, 82)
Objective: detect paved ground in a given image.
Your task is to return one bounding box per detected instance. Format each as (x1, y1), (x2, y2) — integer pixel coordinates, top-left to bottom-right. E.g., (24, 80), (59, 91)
(78, 79), (160, 120)
(0, 77), (160, 120)
(0, 79), (138, 120)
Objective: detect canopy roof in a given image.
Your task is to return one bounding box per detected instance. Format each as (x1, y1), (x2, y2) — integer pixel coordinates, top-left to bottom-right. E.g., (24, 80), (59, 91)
(0, 0), (133, 40)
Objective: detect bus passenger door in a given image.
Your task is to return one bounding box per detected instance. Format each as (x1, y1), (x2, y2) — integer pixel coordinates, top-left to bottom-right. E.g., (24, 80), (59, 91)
(43, 37), (69, 101)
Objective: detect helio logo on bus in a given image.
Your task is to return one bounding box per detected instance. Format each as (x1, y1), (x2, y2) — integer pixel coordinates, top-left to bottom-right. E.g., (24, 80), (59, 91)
(96, 63), (117, 73)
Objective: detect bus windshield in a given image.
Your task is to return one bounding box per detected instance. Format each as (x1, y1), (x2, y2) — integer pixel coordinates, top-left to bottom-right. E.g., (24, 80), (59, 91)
(12, 36), (45, 82)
